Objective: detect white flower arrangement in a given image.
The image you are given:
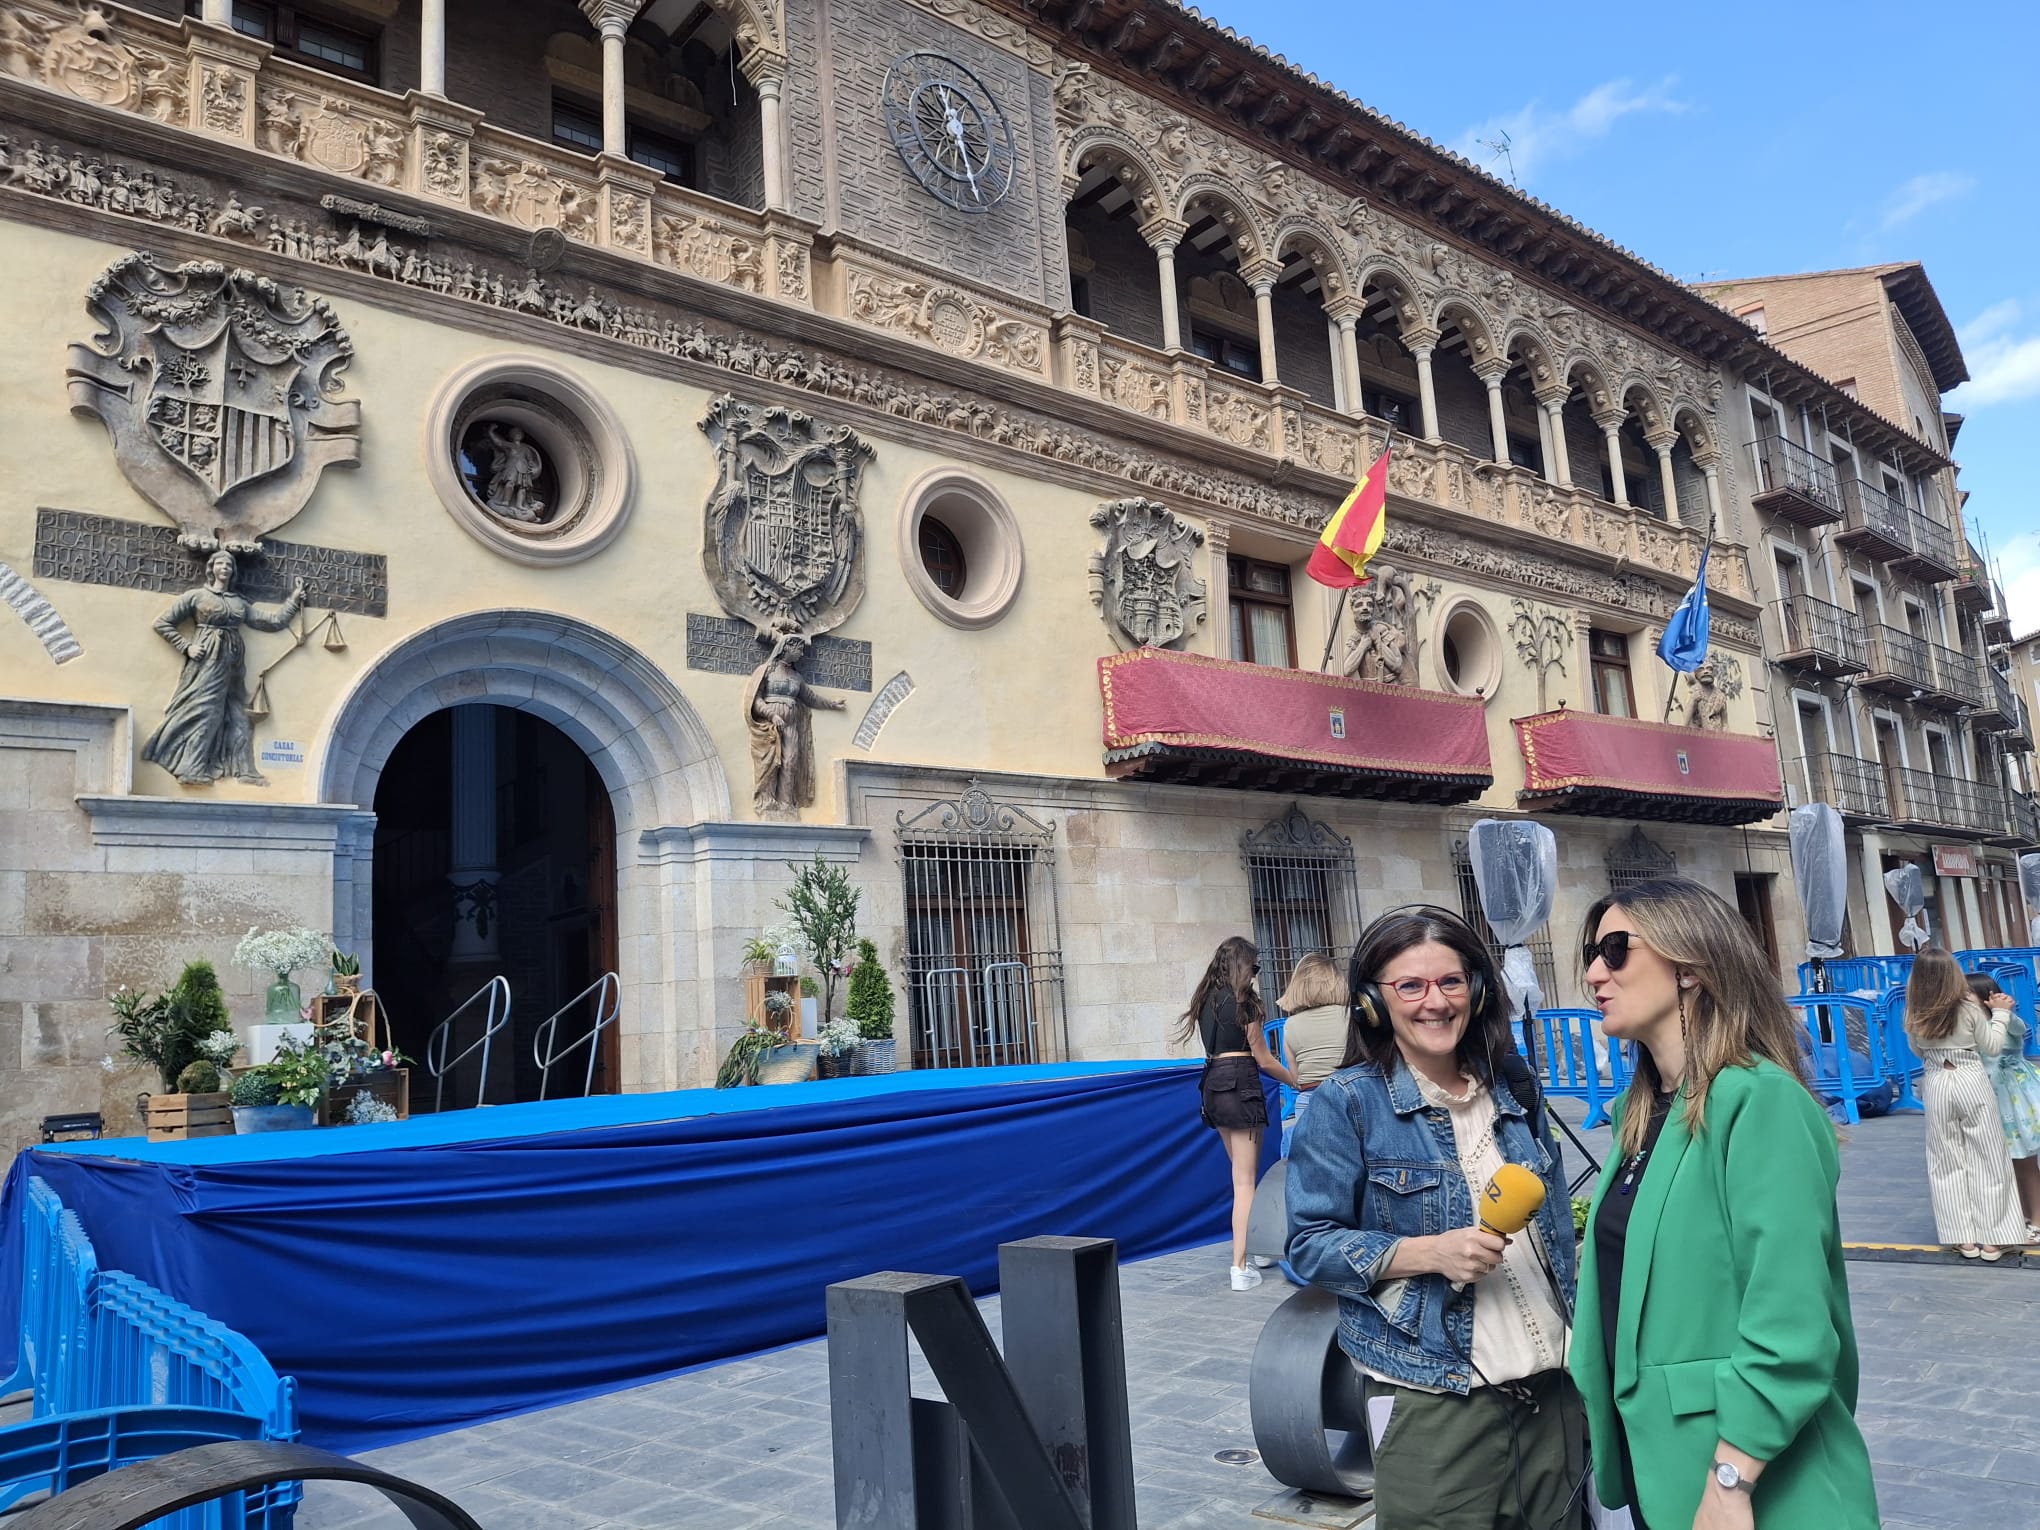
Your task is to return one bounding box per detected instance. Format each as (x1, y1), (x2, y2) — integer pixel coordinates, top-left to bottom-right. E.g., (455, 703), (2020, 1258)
(817, 1018), (862, 1058)
(233, 925), (333, 979)
(344, 1093), (400, 1125)
(198, 1030), (241, 1067)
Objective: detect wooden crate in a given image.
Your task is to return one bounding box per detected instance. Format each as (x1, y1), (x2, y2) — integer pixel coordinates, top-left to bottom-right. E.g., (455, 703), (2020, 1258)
(311, 990), (383, 1052)
(320, 1068), (411, 1126)
(146, 1092), (233, 1142)
(744, 970), (802, 1040)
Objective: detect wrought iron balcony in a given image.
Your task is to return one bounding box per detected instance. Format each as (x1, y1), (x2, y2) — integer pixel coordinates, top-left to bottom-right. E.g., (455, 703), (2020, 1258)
(1859, 624), (1937, 699)
(2010, 693), (2035, 752)
(1514, 709), (1784, 826)
(1975, 662), (2023, 732)
(1747, 435), (1843, 528)
(1926, 641), (1986, 710)
(1985, 596), (2015, 646)
(1834, 477), (1913, 563)
(1770, 594), (1867, 676)
(2009, 789), (2040, 849)
(1896, 509), (1960, 583)
(1886, 767), (2005, 839)
(1097, 647), (1494, 803)
(1954, 560), (1994, 612)
(1786, 752), (1888, 822)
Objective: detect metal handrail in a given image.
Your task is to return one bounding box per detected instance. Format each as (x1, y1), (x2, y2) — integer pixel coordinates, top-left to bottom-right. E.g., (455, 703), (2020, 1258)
(532, 972), (620, 1101)
(426, 976), (511, 1113)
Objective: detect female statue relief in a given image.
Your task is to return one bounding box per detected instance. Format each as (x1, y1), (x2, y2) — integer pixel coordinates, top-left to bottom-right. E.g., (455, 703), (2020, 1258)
(141, 549), (306, 784)
(745, 622), (845, 816)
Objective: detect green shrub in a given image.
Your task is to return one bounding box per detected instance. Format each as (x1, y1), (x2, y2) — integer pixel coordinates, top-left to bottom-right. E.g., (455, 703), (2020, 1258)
(175, 1060), (221, 1094)
(230, 1069), (281, 1107)
(846, 939), (895, 1041)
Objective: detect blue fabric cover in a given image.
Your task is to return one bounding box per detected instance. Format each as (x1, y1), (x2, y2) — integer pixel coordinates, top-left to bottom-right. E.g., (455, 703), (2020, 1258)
(1, 1063), (1250, 1453)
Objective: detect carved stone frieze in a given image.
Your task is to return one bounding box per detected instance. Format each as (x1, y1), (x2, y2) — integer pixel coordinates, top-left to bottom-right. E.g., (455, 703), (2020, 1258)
(1100, 353), (1171, 419)
(258, 88), (405, 187)
(1087, 498), (1207, 651)
(845, 267), (1047, 376)
(652, 210), (763, 292)
(700, 394), (872, 636)
(65, 252), (361, 552)
(0, 4), (185, 122)
(473, 157), (597, 241)
(899, 0), (1054, 68)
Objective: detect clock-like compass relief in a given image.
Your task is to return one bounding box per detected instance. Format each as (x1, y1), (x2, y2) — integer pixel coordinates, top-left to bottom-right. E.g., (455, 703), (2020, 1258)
(882, 51), (1017, 213)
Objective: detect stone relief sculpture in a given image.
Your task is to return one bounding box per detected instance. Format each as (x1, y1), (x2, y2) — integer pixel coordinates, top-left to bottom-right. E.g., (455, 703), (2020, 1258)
(1682, 654), (1743, 731)
(699, 393), (872, 636)
(745, 620), (846, 817)
(66, 252), (360, 552)
(141, 549), (306, 784)
(1342, 564), (1416, 684)
(1087, 499), (1206, 650)
(480, 424), (547, 522)
(1510, 599), (1574, 712)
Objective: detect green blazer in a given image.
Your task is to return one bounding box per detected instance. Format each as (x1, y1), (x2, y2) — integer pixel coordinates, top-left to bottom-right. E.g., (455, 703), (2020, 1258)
(1570, 1058), (1879, 1528)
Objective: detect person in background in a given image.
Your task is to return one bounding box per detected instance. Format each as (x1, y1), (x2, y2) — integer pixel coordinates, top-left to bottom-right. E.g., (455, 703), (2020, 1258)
(1571, 877), (1877, 1529)
(1277, 952), (1350, 1114)
(1966, 971), (2040, 1243)
(1177, 936), (1295, 1291)
(1287, 907), (1578, 1530)
(1905, 949), (2024, 1261)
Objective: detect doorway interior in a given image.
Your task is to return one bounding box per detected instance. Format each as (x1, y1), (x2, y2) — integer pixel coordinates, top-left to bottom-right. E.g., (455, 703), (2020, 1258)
(371, 705), (618, 1107)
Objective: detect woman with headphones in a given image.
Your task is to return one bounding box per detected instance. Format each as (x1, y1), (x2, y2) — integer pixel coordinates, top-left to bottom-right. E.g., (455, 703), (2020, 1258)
(1286, 906), (1580, 1530)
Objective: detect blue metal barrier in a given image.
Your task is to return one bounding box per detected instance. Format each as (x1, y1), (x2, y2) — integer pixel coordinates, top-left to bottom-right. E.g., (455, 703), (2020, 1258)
(4, 1180), (300, 1527)
(1958, 950), (2040, 1057)
(1518, 1010), (1628, 1129)
(1796, 955), (1913, 995)
(0, 1407), (264, 1524)
(1786, 995), (1879, 1124)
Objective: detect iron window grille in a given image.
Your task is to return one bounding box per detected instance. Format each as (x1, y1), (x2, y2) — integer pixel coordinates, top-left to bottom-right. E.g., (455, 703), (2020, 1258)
(1450, 835), (1558, 1005)
(897, 781), (1067, 1072)
(1242, 805), (1364, 1014)
(1605, 825), (1677, 894)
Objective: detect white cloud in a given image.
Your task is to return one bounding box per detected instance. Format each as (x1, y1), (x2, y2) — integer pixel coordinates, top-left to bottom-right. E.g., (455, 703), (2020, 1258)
(1998, 531), (2040, 639)
(1879, 171), (1975, 230)
(1455, 78), (1688, 183)
(1948, 299), (2040, 409)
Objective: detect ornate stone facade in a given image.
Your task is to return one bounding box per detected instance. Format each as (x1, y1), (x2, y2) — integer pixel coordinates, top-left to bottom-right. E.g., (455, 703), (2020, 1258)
(1086, 498), (1207, 650)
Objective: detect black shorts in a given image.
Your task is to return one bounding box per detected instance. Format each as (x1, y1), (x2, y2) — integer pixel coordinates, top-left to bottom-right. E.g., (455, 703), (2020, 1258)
(1201, 1054), (1268, 1131)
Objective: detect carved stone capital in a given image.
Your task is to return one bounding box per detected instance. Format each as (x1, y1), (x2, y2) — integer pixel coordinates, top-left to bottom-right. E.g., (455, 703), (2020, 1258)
(579, 0), (642, 38)
(1137, 216), (1188, 253)
(1240, 257), (1284, 290)
(1204, 518), (1232, 557)
(1644, 425), (1680, 453)
(1473, 358), (1510, 385)
(1403, 326), (1442, 352)
(1323, 295), (1368, 325)
(738, 46), (790, 90)
(1533, 382), (1572, 409)
(1591, 406), (1629, 432)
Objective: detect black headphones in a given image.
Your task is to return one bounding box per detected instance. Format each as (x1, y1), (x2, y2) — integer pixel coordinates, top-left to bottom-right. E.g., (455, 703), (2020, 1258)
(1349, 903), (1493, 1029)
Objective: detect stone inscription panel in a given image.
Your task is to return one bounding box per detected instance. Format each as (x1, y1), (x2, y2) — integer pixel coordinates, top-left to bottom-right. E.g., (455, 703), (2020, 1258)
(685, 612), (873, 691)
(33, 509), (389, 617)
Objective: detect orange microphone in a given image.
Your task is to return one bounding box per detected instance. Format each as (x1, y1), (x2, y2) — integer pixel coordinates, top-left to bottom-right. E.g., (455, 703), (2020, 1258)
(1452, 1163), (1547, 1291)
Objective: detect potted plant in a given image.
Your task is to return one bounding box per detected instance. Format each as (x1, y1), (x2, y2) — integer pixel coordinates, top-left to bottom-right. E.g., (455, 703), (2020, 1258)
(816, 1018), (861, 1080)
(233, 926), (335, 1025)
(777, 853), (858, 1033)
(229, 1066), (311, 1133)
(237, 1029), (336, 1130)
(845, 939), (898, 1075)
(331, 949), (362, 998)
(761, 989), (795, 1037)
(743, 930), (802, 1035)
(716, 1022), (782, 1089)
(109, 961), (236, 1140)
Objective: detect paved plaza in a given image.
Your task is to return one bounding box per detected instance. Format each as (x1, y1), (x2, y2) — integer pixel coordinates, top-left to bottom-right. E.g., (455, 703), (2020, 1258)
(264, 1102), (2040, 1530)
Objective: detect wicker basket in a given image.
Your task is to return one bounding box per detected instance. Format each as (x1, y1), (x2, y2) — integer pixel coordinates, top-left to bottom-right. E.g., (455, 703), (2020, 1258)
(816, 1049), (852, 1080)
(850, 1038), (897, 1076)
(756, 1042), (818, 1084)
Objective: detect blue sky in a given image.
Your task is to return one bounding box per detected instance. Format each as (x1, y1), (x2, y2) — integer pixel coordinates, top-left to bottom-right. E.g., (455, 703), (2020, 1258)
(1207, 0), (2040, 634)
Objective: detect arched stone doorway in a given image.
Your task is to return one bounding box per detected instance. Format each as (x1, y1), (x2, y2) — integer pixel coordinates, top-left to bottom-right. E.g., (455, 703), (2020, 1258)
(316, 610), (731, 1096)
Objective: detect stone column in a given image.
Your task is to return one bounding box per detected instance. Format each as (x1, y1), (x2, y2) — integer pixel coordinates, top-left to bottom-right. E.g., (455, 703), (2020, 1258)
(1649, 428), (1682, 523)
(1478, 362), (1510, 465)
(1594, 408), (1629, 507)
(1245, 261), (1282, 386)
(421, 0), (447, 96)
(1140, 219), (1187, 352)
(447, 704), (499, 962)
(1533, 397), (1555, 478)
(741, 50), (791, 212)
(1325, 315), (1347, 412)
(1328, 300), (1364, 419)
(580, 0), (638, 157)
(1205, 519), (1233, 660)
(1408, 330), (1442, 442)
(1536, 387), (1571, 486)
(1700, 458), (1724, 533)
(202, 0), (230, 22)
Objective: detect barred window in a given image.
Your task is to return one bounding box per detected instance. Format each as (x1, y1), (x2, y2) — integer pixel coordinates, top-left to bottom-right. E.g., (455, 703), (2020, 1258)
(1605, 825), (1677, 895)
(1242, 806), (1362, 1014)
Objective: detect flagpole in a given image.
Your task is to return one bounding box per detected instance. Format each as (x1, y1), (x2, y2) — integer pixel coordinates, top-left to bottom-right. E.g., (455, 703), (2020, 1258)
(1660, 503), (1720, 723)
(1317, 424), (1396, 673)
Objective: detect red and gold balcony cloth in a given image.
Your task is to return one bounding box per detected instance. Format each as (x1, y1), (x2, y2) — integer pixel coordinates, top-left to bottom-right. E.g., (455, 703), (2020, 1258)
(1097, 647), (1491, 781)
(1514, 709), (1783, 805)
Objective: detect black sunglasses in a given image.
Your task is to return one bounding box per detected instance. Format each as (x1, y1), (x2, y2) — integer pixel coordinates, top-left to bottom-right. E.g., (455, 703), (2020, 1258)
(1583, 931), (1640, 971)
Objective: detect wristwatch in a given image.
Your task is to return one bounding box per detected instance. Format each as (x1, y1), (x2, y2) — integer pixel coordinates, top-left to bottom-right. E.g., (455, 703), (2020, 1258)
(1712, 1460), (1753, 1493)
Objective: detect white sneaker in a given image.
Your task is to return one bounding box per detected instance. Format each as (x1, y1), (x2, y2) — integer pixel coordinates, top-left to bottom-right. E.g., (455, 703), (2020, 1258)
(1230, 1263), (1264, 1291)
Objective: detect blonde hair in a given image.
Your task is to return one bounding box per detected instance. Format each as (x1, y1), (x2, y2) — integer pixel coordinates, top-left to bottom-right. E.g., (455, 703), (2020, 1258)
(1581, 877), (1815, 1155)
(1904, 949), (1971, 1043)
(1278, 952), (1348, 1014)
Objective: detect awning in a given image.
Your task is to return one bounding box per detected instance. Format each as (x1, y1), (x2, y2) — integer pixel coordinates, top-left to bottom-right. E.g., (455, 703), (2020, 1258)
(1514, 708), (1784, 826)
(1098, 647), (1493, 803)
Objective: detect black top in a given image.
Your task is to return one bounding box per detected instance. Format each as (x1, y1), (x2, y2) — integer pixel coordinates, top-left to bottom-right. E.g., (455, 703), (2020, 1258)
(1593, 1084), (1678, 1521)
(1199, 988), (1254, 1056)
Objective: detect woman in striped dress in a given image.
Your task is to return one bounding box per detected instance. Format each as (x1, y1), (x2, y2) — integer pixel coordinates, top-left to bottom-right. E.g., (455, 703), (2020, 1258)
(1905, 949), (2024, 1260)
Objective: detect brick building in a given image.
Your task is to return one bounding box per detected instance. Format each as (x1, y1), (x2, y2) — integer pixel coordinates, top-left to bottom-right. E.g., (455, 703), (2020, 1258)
(0, 0), (2025, 1152)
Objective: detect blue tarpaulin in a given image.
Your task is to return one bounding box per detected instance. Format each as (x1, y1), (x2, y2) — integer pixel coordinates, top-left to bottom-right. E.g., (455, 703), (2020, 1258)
(2, 1062), (1262, 1453)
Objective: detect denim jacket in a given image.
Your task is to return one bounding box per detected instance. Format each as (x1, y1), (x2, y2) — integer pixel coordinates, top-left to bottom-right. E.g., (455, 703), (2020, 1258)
(1284, 1056), (1578, 1393)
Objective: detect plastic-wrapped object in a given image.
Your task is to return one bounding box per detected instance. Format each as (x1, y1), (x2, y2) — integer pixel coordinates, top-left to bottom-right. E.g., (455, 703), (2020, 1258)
(1788, 804), (1847, 960)
(1883, 862), (1929, 950)
(1469, 819), (1557, 1018)
(2023, 854), (2040, 945)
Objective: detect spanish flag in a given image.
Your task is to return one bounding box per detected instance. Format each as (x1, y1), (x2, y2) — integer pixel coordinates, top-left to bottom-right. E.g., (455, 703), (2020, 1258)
(1305, 443), (1391, 589)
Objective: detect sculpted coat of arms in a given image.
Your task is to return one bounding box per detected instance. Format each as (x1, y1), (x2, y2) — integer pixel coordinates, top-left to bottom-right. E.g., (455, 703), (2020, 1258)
(700, 393), (872, 636)
(1088, 498), (1207, 650)
(66, 252), (361, 551)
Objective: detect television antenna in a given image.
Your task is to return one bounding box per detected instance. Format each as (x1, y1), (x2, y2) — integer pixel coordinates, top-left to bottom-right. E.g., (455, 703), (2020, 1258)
(1476, 128), (1516, 185)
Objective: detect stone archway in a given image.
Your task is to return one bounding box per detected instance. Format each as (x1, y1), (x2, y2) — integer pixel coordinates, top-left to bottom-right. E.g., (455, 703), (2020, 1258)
(315, 610), (731, 1092)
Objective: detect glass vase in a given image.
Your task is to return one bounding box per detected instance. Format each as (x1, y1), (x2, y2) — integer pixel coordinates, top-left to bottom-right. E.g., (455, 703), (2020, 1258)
(265, 973), (303, 1025)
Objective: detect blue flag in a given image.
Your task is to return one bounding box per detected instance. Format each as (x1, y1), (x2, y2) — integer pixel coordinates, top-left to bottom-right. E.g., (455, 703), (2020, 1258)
(1656, 544), (1712, 673)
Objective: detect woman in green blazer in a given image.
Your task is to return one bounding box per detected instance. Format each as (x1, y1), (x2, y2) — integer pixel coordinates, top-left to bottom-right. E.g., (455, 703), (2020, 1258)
(1569, 878), (1878, 1529)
